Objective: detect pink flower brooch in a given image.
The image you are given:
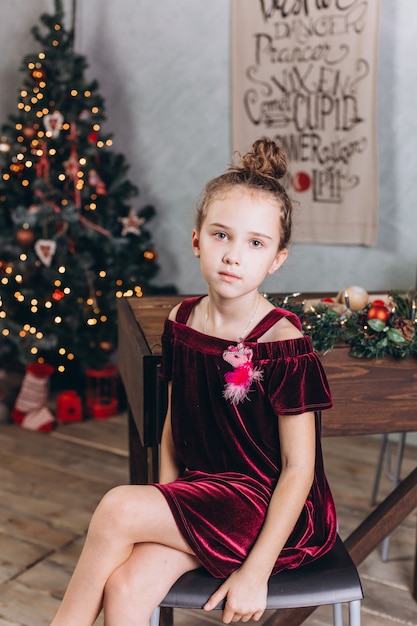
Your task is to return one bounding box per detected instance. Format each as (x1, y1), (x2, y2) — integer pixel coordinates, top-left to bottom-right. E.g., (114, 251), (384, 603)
(222, 341), (263, 404)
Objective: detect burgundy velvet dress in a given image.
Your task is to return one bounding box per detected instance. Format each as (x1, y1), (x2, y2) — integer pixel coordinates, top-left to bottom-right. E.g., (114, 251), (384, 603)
(155, 296), (337, 578)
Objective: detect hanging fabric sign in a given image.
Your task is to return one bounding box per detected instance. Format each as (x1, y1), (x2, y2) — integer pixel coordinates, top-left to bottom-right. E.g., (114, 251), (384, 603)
(231, 0), (380, 246)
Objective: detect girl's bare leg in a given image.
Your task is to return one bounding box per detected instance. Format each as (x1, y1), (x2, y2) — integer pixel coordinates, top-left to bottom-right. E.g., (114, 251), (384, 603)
(103, 542), (200, 625)
(50, 485), (196, 626)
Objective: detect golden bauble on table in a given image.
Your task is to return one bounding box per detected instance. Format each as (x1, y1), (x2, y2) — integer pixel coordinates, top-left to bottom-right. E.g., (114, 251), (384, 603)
(338, 286), (369, 311)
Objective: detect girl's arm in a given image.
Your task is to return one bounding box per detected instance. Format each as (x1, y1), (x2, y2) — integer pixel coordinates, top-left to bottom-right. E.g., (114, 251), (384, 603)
(159, 303), (183, 484)
(204, 410), (316, 623)
(159, 382), (181, 484)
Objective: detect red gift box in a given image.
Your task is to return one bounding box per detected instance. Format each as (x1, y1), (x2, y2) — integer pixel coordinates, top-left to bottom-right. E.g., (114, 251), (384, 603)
(56, 390), (83, 423)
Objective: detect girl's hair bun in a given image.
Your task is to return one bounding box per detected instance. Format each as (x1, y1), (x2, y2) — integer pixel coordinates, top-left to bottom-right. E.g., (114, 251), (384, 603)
(196, 137), (293, 250)
(238, 138), (288, 180)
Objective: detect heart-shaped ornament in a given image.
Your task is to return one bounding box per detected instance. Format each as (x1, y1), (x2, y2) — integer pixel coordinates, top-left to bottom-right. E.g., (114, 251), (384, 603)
(34, 239), (57, 267)
(43, 110), (64, 138)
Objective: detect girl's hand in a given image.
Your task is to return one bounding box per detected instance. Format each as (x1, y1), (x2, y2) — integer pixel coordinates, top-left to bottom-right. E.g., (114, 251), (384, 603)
(203, 568), (268, 623)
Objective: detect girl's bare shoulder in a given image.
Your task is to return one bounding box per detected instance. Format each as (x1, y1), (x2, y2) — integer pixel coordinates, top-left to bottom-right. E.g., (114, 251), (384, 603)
(260, 310), (304, 343)
(168, 302), (181, 321)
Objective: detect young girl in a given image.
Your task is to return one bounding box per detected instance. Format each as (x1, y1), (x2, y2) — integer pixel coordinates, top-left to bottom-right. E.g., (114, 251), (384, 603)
(51, 138), (337, 625)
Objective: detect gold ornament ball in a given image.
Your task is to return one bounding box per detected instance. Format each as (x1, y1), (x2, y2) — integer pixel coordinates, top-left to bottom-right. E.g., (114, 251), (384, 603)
(340, 286), (369, 310)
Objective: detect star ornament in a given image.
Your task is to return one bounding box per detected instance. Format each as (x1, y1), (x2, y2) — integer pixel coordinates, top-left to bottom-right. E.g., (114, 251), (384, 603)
(119, 208), (145, 236)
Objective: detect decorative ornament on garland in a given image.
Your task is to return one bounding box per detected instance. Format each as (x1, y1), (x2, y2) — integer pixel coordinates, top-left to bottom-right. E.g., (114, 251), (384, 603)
(34, 239), (57, 267)
(392, 317), (415, 342)
(43, 110), (64, 138)
(119, 207), (145, 236)
(339, 285), (369, 311)
(367, 300), (391, 323)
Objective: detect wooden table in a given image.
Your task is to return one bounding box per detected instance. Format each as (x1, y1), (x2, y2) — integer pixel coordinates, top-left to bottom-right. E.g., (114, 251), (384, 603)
(117, 295), (417, 626)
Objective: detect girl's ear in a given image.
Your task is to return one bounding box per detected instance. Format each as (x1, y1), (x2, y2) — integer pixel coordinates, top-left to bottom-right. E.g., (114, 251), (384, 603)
(191, 229), (200, 258)
(268, 248), (288, 275)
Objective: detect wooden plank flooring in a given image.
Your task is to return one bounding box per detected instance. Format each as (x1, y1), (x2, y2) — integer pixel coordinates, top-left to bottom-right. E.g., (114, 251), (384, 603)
(0, 414), (416, 625)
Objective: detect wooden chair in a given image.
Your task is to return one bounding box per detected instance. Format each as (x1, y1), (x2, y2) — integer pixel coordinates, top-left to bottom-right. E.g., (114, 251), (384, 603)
(150, 535), (363, 626)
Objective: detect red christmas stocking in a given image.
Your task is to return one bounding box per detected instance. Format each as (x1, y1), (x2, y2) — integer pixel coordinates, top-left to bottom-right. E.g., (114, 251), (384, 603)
(12, 363), (55, 432)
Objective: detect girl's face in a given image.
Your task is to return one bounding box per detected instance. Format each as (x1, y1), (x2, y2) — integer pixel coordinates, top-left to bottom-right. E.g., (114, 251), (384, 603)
(192, 187), (287, 299)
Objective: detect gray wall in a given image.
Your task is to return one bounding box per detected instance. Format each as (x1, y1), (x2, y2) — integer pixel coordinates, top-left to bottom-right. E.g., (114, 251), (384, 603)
(1, 1), (416, 297)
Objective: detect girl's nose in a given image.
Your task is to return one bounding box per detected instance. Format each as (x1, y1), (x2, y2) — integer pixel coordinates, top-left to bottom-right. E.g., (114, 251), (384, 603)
(223, 245), (240, 265)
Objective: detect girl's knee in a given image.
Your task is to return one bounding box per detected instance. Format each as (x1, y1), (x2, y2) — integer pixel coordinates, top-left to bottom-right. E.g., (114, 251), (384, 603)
(88, 484), (177, 552)
(89, 485), (133, 536)
(98, 485), (131, 513)
(103, 555), (161, 618)
(104, 560), (135, 603)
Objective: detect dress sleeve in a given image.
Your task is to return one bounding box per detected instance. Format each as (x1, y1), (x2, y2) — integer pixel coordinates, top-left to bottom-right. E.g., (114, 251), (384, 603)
(267, 350), (333, 416)
(159, 318), (173, 382)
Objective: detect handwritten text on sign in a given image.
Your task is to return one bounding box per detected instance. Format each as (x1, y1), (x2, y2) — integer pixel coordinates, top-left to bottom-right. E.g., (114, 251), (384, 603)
(232, 0), (380, 245)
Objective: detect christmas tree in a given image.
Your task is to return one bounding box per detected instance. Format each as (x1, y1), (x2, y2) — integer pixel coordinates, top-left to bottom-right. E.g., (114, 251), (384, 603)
(0, 1), (172, 384)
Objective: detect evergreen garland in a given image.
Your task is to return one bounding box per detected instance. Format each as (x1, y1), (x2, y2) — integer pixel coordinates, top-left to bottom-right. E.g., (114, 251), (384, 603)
(273, 291), (417, 359)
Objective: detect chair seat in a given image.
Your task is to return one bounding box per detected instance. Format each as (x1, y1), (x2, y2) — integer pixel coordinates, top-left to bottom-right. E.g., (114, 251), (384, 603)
(160, 535), (363, 611)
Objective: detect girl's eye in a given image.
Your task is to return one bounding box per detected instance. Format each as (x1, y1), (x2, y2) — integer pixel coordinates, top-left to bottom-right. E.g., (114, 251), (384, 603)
(215, 232), (227, 240)
(251, 240), (263, 248)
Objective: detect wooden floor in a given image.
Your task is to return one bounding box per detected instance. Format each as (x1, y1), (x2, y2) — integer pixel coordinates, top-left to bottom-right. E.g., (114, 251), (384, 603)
(0, 413), (416, 626)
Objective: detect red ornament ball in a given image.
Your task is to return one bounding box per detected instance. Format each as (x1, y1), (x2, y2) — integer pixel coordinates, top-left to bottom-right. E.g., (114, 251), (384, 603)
(52, 289), (65, 301)
(15, 227), (35, 247)
(88, 131), (98, 143)
(367, 302), (391, 323)
(291, 171), (311, 193)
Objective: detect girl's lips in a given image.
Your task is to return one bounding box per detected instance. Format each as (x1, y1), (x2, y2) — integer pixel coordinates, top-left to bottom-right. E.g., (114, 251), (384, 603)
(219, 271), (240, 282)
